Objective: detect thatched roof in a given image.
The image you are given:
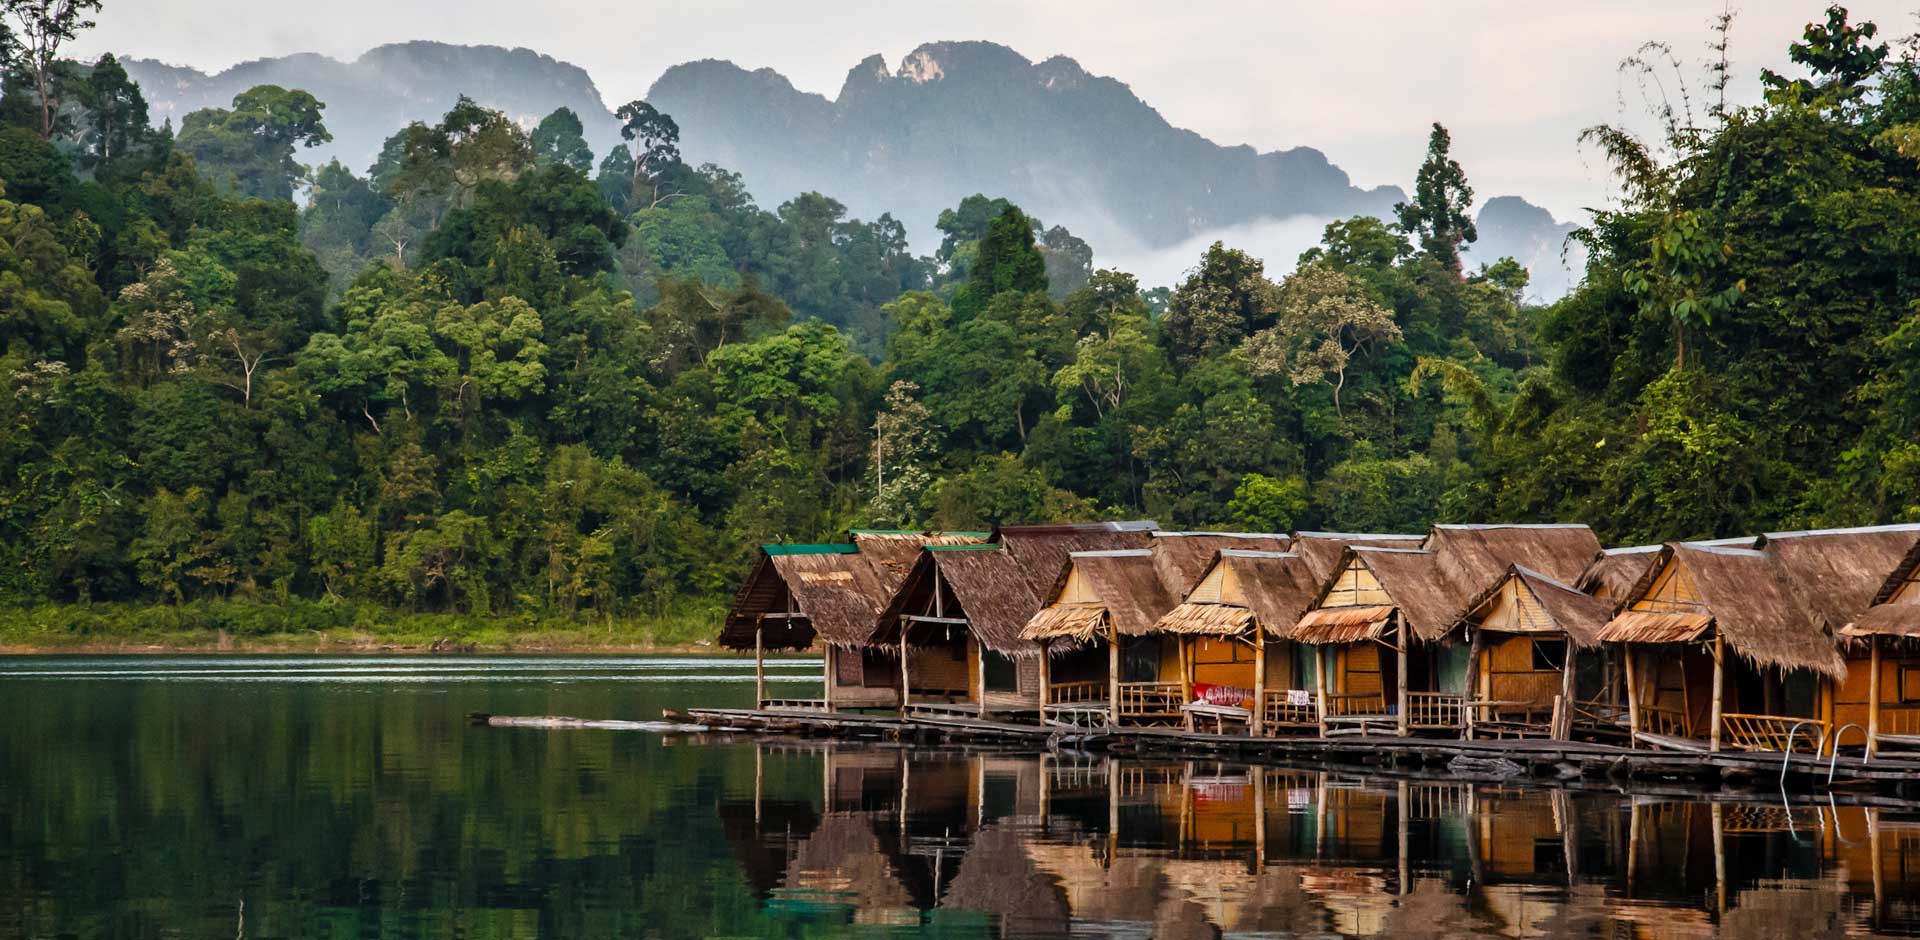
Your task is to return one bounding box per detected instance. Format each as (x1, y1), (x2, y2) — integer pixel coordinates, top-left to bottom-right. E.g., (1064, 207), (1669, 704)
(938, 824), (1070, 933)
(1761, 524), (1920, 640)
(1025, 549), (1179, 642)
(1148, 531), (1289, 595)
(995, 520), (1157, 600)
(851, 529), (988, 594)
(721, 545), (892, 650)
(1459, 563), (1612, 647)
(874, 545), (1045, 656)
(1599, 542), (1846, 678)
(1154, 549), (1324, 638)
(1426, 523), (1603, 593)
(1574, 545), (1662, 603)
(1846, 534), (1920, 638)
(1290, 531), (1425, 583)
(1306, 547), (1464, 642)
(1291, 603), (1397, 643)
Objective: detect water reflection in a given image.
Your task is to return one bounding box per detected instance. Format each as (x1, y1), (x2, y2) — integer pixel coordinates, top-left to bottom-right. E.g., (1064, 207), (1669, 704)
(725, 745), (1920, 938)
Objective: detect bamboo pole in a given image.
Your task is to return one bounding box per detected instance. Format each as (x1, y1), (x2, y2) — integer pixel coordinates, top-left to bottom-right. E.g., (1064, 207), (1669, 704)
(1868, 635), (1882, 759)
(1252, 626), (1268, 736)
(1396, 617), (1411, 736)
(1314, 771), (1328, 858)
(1108, 621), (1121, 726)
(1038, 641), (1051, 725)
(899, 635), (911, 718)
(1709, 634), (1725, 753)
(1712, 800), (1726, 915)
(1253, 765), (1267, 873)
(1396, 779), (1411, 895)
(754, 619), (766, 708)
(1626, 800), (1640, 894)
(1556, 642), (1578, 741)
(1869, 807), (1885, 925)
(823, 646), (835, 711)
(975, 638), (987, 718)
(1622, 644), (1640, 748)
(1106, 757), (1119, 867)
(1316, 647), (1330, 737)
(1179, 639), (1193, 730)
(1464, 630), (1482, 740)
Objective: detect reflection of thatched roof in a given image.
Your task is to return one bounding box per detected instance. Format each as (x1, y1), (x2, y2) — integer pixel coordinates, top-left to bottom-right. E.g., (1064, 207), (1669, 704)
(1025, 847), (1169, 923)
(1149, 531), (1290, 596)
(781, 812), (915, 912)
(852, 530), (988, 594)
(1378, 880), (1490, 940)
(1721, 884), (1848, 940)
(721, 546), (890, 649)
(1758, 525), (1920, 642)
(1459, 563), (1612, 647)
(1290, 531), (1425, 583)
(939, 825), (1069, 934)
(875, 546), (1044, 656)
(1156, 550), (1324, 638)
(1600, 542), (1846, 678)
(1575, 545), (1662, 604)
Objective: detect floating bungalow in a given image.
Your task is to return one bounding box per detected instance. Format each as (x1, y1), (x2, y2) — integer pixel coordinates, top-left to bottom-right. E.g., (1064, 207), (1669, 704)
(872, 522), (1158, 717)
(1288, 524), (1603, 737)
(1838, 536), (1920, 756)
(720, 531), (985, 710)
(1455, 564), (1613, 740)
(1023, 548), (1183, 726)
(1151, 549), (1328, 735)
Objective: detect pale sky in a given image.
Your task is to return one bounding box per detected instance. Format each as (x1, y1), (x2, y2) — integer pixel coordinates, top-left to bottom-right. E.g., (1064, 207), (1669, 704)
(75, 1), (1920, 223)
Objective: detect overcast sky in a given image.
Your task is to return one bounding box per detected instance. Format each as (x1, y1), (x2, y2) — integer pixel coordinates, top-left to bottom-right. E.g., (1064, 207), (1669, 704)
(75, 1), (1918, 222)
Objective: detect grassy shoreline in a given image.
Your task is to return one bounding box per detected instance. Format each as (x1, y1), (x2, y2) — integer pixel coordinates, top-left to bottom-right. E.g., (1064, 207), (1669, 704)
(0, 601), (747, 655)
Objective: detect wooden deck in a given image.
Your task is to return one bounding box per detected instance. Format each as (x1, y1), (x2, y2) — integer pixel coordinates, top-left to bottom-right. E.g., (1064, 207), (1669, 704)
(647, 705), (1920, 794)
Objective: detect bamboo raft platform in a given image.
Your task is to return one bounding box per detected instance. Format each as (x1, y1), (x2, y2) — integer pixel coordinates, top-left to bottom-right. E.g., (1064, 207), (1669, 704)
(661, 705), (1920, 794)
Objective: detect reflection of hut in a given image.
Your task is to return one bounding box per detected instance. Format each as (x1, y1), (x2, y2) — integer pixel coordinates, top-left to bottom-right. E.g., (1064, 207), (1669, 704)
(1024, 549), (1183, 725)
(1153, 550), (1326, 734)
(1599, 526), (1917, 752)
(874, 522), (1156, 716)
(1838, 535), (1920, 756)
(1291, 525), (1602, 737)
(776, 812), (918, 925)
(939, 824), (1071, 935)
(720, 531), (985, 709)
(1456, 564), (1613, 739)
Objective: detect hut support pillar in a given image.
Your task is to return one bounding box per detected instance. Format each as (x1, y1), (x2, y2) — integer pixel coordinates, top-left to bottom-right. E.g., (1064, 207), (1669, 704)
(1622, 644), (1639, 748)
(753, 619), (766, 708)
(975, 638), (987, 718)
(899, 634), (911, 718)
(823, 648), (835, 712)
(1178, 638), (1193, 729)
(1868, 635), (1882, 759)
(1396, 619), (1411, 737)
(1464, 630), (1483, 740)
(1709, 634), (1725, 753)
(1108, 622), (1121, 727)
(1038, 642), (1051, 726)
(1316, 647), (1330, 737)
(1252, 627), (1267, 737)
(1556, 644), (1577, 742)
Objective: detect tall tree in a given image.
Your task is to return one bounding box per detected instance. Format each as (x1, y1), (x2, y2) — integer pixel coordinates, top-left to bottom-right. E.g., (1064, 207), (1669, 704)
(1393, 122), (1477, 274)
(530, 106), (594, 172)
(614, 100), (680, 208)
(2, 0), (102, 139)
(75, 52), (150, 169)
(177, 85), (331, 200)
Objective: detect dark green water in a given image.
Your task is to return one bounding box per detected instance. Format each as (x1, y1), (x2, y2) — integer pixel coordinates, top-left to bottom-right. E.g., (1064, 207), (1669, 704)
(4, 656), (1918, 938)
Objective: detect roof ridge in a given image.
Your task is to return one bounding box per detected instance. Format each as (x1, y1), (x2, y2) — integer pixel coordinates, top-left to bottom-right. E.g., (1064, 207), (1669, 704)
(1295, 531), (1423, 540)
(762, 543), (859, 556)
(1071, 548), (1153, 558)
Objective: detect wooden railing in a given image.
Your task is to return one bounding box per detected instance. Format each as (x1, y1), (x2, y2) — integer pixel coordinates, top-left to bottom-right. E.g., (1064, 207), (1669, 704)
(1262, 691), (1318, 727)
(1118, 681), (1184, 719)
(1721, 713), (1828, 753)
(1571, 699), (1630, 731)
(1323, 692), (1388, 717)
(1047, 680), (1107, 706)
(759, 698), (829, 711)
(1407, 692), (1465, 730)
(1640, 705), (1690, 737)
(1882, 705), (1920, 737)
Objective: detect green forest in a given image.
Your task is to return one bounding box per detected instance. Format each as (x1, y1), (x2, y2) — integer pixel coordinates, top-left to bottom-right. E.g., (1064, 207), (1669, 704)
(2, 4), (1919, 647)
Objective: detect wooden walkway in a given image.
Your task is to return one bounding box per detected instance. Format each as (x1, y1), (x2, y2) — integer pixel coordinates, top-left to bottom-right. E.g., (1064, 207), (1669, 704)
(656, 705), (1920, 794)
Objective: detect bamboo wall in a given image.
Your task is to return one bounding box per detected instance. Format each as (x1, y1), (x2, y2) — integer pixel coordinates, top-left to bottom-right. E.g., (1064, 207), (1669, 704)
(1833, 645), (1920, 735)
(1483, 635), (1563, 709)
(828, 646), (903, 707)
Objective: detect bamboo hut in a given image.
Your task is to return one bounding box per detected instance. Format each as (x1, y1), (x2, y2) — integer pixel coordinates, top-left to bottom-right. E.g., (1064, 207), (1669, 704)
(1022, 548), (1184, 726)
(872, 521), (1157, 717)
(1838, 532), (1920, 756)
(1597, 538), (1852, 752)
(720, 531), (986, 710)
(1152, 550), (1327, 735)
(1575, 544), (1663, 605)
(1455, 564), (1613, 740)
(1289, 524), (1603, 737)
(1147, 530), (1291, 595)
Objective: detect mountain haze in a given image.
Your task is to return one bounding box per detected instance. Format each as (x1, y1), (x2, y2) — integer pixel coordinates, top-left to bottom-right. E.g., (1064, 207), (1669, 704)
(125, 40), (1581, 295)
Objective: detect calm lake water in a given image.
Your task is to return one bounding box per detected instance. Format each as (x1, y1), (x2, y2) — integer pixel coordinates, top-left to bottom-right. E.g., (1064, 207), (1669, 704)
(3, 656), (1918, 939)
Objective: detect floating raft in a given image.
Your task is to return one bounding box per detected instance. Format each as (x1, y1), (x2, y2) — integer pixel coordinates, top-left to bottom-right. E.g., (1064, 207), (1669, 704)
(665, 706), (1920, 793)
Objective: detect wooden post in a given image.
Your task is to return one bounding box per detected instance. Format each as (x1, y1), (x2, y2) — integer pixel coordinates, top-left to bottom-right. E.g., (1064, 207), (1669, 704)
(1396, 779), (1411, 895)
(754, 619), (766, 708)
(1464, 630), (1482, 740)
(975, 638), (988, 718)
(1253, 765), (1267, 872)
(1178, 638), (1193, 730)
(1711, 800), (1726, 915)
(1396, 618), (1411, 737)
(1038, 753), (1052, 829)
(823, 646), (835, 712)
(899, 635), (911, 718)
(1626, 800), (1640, 894)
(1622, 644), (1640, 748)
(1868, 635), (1883, 759)
(1869, 807), (1885, 924)
(1252, 627), (1268, 737)
(1038, 641), (1051, 726)
(1108, 621), (1121, 727)
(1556, 642), (1578, 741)
(1106, 758), (1119, 865)
(1316, 646), (1330, 737)
(1709, 634), (1725, 753)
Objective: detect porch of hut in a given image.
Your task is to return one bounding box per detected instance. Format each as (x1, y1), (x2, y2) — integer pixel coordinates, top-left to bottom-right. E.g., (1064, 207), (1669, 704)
(1153, 549), (1328, 736)
(719, 543), (901, 712)
(1599, 541), (1846, 753)
(872, 544), (1044, 718)
(1455, 564), (1615, 740)
(1289, 547), (1473, 737)
(1023, 549), (1186, 728)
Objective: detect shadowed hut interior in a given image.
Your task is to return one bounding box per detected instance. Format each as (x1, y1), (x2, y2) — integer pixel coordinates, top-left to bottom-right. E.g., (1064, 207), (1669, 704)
(1456, 564), (1614, 740)
(1839, 533), (1920, 756)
